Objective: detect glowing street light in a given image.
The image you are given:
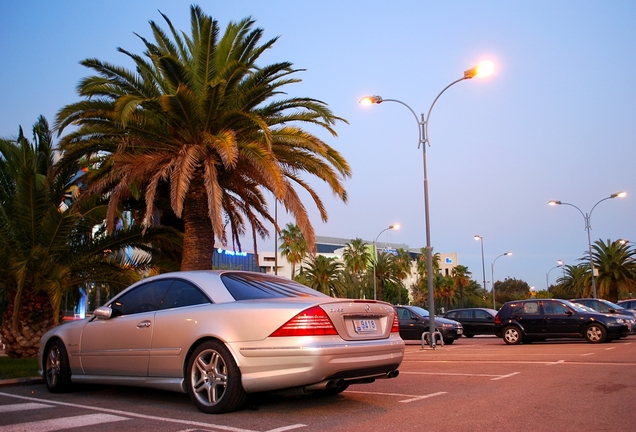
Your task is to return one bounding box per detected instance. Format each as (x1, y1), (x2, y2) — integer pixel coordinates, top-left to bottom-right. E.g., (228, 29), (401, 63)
(373, 224), (399, 300)
(491, 252), (512, 309)
(546, 259), (564, 298)
(360, 61), (494, 347)
(548, 191), (626, 298)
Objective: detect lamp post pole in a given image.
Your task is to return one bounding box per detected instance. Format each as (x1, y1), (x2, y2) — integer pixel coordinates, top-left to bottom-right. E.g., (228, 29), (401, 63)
(474, 235), (486, 293)
(373, 224), (399, 300)
(360, 61), (494, 348)
(491, 252), (512, 309)
(548, 192), (626, 298)
(545, 259), (564, 298)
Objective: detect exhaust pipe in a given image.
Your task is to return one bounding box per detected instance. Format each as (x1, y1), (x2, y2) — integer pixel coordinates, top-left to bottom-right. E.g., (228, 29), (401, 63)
(304, 378), (346, 391)
(386, 369), (400, 379)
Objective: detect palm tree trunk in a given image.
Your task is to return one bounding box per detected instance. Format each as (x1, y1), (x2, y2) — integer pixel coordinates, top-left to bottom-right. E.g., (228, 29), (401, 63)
(181, 178), (215, 271)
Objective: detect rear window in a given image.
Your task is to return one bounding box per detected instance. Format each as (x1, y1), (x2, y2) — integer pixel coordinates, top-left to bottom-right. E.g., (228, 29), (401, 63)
(221, 273), (329, 300)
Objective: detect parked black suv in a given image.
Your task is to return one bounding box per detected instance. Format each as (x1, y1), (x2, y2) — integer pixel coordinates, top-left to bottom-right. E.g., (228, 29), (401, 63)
(493, 299), (629, 344)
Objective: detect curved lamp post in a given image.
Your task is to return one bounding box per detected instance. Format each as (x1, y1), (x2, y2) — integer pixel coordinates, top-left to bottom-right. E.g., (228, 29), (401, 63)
(360, 61), (494, 347)
(373, 224), (399, 300)
(545, 259), (564, 298)
(548, 191), (626, 298)
(474, 235), (487, 292)
(491, 252), (512, 309)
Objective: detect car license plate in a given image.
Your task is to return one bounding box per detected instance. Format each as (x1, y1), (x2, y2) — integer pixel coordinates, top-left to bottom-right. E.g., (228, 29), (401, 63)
(354, 319), (377, 333)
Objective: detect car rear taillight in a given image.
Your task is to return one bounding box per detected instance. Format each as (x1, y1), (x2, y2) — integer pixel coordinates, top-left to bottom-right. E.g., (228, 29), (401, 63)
(494, 315), (501, 325)
(391, 312), (400, 333)
(270, 306), (338, 337)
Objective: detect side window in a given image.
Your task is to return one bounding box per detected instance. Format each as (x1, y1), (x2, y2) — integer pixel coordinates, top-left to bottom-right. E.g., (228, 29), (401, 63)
(447, 311), (458, 319)
(160, 279), (210, 310)
(110, 279), (173, 317)
(398, 308), (411, 320)
(459, 310), (472, 319)
(475, 310), (490, 319)
(551, 302), (570, 315)
(522, 302), (539, 315)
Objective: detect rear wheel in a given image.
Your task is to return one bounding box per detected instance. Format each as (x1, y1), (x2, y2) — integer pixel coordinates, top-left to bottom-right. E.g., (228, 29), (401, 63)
(186, 340), (248, 414)
(44, 339), (72, 393)
(585, 323), (607, 343)
(502, 326), (522, 345)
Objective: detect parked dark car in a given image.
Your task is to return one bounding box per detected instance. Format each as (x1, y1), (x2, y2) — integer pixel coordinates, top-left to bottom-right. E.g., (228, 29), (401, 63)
(493, 299), (629, 344)
(395, 305), (463, 344)
(617, 299), (636, 311)
(571, 298), (636, 334)
(444, 308), (497, 337)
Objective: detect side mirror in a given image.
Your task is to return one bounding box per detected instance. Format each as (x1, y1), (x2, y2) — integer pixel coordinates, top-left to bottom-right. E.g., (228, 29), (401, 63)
(565, 309), (573, 316)
(93, 306), (113, 320)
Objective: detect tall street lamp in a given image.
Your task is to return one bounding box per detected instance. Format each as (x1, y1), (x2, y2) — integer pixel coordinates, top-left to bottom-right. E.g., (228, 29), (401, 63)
(360, 61), (494, 347)
(474, 235), (487, 292)
(491, 252), (512, 309)
(548, 191), (626, 298)
(373, 224), (399, 300)
(545, 259), (564, 298)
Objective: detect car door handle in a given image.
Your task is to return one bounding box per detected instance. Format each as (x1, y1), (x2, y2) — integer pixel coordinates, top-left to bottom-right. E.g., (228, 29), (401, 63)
(137, 320), (151, 328)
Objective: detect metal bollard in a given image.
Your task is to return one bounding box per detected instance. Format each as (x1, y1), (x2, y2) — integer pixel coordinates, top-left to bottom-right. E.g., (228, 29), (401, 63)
(421, 331), (444, 349)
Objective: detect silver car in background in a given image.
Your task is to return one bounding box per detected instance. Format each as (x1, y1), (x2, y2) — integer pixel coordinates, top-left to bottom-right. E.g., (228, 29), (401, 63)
(39, 270), (404, 414)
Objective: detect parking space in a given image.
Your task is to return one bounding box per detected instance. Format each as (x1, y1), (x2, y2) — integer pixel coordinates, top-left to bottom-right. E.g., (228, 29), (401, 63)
(1, 336), (635, 431)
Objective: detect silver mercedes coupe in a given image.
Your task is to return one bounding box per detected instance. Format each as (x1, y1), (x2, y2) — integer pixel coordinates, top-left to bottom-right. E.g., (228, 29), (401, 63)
(38, 270), (404, 413)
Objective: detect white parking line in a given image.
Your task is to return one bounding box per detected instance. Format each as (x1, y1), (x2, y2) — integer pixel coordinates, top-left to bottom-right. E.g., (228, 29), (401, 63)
(0, 392), (306, 432)
(581, 353), (595, 356)
(401, 371), (520, 380)
(344, 390), (447, 403)
(491, 372), (520, 381)
(0, 414), (128, 432)
(0, 402), (54, 413)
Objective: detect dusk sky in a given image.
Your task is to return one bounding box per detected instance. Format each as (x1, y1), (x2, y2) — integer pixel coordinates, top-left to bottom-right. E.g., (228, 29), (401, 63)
(2, 1), (635, 292)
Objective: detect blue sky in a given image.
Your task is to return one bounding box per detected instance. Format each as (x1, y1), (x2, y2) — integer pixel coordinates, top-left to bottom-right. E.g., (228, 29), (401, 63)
(1, 1), (635, 291)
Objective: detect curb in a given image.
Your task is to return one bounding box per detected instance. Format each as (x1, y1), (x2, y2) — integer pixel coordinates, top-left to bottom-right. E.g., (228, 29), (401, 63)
(0, 377), (44, 387)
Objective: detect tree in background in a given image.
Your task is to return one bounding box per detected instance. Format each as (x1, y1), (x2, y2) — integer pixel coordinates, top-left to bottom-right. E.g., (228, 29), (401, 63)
(342, 238), (371, 299)
(55, 5), (350, 271)
(298, 255), (344, 297)
(279, 223), (307, 278)
(451, 265), (471, 308)
(494, 277), (530, 307)
(372, 251), (403, 303)
(0, 117), (181, 358)
(589, 239), (636, 303)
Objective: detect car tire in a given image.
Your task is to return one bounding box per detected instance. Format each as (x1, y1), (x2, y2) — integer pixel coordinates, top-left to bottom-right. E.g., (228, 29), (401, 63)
(44, 339), (73, 393)
(186, 340), (248, 414)
(443, 339), (455, 345)
(585, 323), (607, 343)
(502, 326), (522, 345)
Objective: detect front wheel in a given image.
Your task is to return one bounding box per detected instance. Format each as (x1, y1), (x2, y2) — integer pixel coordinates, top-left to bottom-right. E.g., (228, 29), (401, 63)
(585, 323), (607, 343)
(44, 339), (72, 393)
(186, 340), (248, 414)
(502, 326), (522, 345)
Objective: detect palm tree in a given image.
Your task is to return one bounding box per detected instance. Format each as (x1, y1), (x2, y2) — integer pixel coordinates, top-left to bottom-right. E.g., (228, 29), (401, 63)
(589, 239), (636, 302)
(55, 5), (350, 271)
(553, 264), (590, 299)
(451, 265), (471, 308)
(342, 238), (371, 298)
(392, 248), (413, 304)
(279, 223), (307, 278)
(0, 117), (182, 358)
(299, 255), (344, 297)
(372, 251), (403, 302)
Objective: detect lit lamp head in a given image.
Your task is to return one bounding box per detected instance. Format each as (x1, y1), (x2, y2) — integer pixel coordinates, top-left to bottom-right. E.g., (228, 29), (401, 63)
(464, 60), (495, 79)
(359, 95), (383, 106)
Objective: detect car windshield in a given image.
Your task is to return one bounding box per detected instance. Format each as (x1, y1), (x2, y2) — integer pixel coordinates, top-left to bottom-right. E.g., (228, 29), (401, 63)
(221, 273), (329, 300)
(408, 306), (430, 317)
(602, 299), (626, 310)
(561, 299), (592, 313)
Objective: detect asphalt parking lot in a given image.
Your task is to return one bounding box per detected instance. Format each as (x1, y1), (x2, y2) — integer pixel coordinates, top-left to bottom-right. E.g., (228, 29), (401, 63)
(1, 336), (635, 431)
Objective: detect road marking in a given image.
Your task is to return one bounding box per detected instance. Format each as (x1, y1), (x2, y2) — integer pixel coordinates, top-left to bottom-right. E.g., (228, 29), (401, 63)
(547, 360), (565, 365)
(0, 392), (306, 432)
(581, 353), (595, 356)
(605, 347), (616, 350)
(0, 413), (128, 432)
(491, 372), (520, 381)
(0, 402), (54, 413)
(344, 390), (447, 403)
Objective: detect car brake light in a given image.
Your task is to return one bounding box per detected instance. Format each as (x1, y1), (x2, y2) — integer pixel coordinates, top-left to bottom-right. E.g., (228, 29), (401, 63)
(494, 315), (501, 325)
(270, 306), (338, 337)
(391, 312), (400, 333)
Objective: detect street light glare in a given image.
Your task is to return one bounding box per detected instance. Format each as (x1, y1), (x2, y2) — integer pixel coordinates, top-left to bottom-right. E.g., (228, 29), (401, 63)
(504, 252), (512, 256)
(476, 60), (495, 77)
(612, 191), (627, 198)
(390, 224), (400, 230)
(359, 95), (382, 106)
